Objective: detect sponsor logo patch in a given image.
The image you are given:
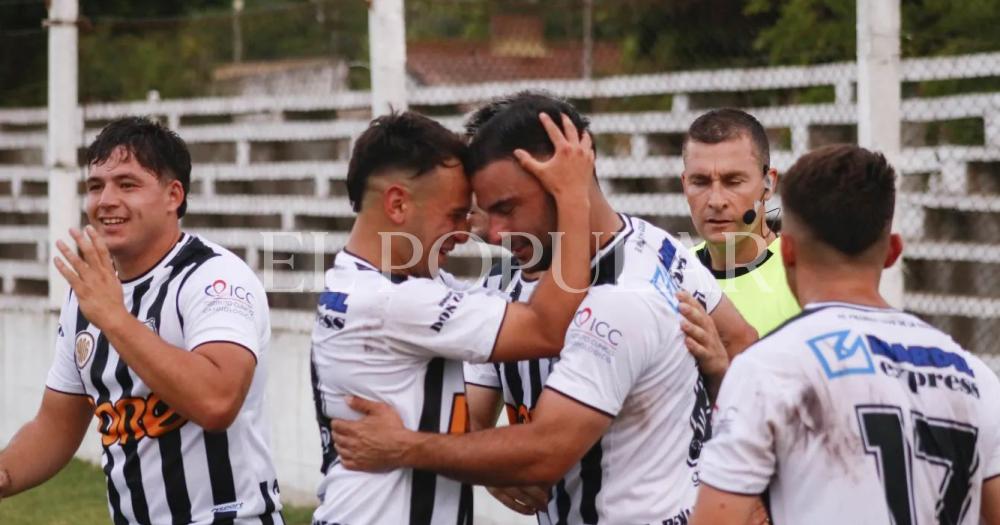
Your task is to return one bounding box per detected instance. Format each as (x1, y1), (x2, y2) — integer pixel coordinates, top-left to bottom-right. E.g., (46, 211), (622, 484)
(567, 307), (623, 362)
(202, 278), (255, 320)
(430, 291), (465, 333)
(211, 501), (244, 515)
(808, 330), (876, 379)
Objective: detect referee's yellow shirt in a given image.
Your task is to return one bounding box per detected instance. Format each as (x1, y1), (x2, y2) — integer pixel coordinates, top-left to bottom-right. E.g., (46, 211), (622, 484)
(692, 237), (801, 336)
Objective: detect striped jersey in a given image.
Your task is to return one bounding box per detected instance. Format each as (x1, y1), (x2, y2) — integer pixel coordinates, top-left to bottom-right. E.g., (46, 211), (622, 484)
(45, 232), (283, 525)
(464, 214), (723, 524)
(310, 250), (508, 525)
(700, 302), (1000, 524)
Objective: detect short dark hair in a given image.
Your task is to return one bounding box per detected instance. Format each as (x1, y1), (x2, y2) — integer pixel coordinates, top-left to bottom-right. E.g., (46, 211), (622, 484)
(780, 144), (896, 256)
(465, 90), (593, 175)
(86, 116), (192, 218)
(346, 111), (467, 212)
(684, 108), (770, 172)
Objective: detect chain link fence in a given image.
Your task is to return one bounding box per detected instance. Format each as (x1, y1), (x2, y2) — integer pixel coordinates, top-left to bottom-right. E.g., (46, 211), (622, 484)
(0, 0), (998, 360)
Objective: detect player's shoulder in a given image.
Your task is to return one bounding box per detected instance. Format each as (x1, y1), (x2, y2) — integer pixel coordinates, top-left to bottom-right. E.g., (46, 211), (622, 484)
(178, 234), (263, 290)
(481, 257), (519, 291)
(735, 303), (845, 365)
(583, 281), (673, 334)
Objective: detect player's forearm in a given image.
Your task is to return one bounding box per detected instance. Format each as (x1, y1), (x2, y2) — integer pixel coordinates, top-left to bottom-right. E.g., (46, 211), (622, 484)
(0, 414), (85, 497)
(400, 424), (567, 486)
(466, 386), (503, 432)
(529, 192), (592, 343)
(100, 314), (245, 431)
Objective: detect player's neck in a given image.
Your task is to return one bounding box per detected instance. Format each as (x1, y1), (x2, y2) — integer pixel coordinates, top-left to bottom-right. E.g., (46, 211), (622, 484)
(591, 191), (624, 256)
(793, 267), (892, 309)
(704, 229), (776, 272)
(114, 225), (183, 282)
(346, 217), (409, 276)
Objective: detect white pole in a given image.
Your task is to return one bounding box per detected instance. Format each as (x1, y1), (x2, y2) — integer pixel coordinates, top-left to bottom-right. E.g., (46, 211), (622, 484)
(46, 0), (81, 308)
(857, 0), (904, 307)
(368, 0), (407, 116)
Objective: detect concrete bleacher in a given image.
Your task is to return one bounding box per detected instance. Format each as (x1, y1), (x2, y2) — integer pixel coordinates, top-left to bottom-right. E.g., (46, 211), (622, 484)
(1, 53), (1000, 358)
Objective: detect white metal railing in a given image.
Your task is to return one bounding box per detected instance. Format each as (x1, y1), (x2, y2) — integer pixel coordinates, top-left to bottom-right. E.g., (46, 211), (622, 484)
(1, 51), (999, 341)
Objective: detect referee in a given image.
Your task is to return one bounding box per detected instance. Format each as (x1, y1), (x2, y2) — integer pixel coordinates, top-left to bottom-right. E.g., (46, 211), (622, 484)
(0, 117), (283, 524)
(681, 109), (800, 337)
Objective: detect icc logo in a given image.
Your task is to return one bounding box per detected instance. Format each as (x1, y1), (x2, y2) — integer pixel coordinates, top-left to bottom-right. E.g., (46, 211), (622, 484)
(204, 279), (254, 303)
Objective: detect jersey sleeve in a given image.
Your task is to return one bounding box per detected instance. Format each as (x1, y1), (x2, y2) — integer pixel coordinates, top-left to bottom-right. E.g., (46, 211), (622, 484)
(978, 363), (1000, 479)
(45, 294), (87, 395)
(384, 278), (507, 364)
(543, 289), (657, 417)
(698, 353), (777, 494)
(176, 255), (268, 360)
(679, 249), (723, 313)
(464, 362), (501, 389)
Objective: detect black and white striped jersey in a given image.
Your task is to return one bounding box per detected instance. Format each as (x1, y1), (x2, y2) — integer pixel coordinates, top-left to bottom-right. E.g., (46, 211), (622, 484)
(310, 250), (507, 525)
(464, 214), (723, 524)
(45, 233), (283, 525)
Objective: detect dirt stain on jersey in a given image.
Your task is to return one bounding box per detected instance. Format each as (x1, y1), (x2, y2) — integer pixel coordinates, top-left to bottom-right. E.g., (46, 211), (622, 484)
(785, 385), (862, 479)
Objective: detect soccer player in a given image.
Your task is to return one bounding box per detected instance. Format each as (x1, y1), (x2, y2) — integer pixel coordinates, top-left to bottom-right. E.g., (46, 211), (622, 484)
(0, 117), (283, 523)
(309, 110), (596, 525)
(691, 144), (1000, 525)
(329, 93), (758, 525)
(681, 109), (800, 337)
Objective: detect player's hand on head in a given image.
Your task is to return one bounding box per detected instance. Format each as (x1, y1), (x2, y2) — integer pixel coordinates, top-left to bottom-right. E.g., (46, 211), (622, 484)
(513, 112), (595, 201)
(53, 226), (128, 331)
(486, 485), (550, 515)
(677, 290), (729, 380)
(331, 396), (408, 473)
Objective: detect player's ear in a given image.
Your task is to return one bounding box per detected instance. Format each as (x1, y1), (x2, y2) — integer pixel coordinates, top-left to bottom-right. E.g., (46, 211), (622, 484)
(765, 169), (778, 199)
(383, 184), (409, 225)
(883, 232), (903, 269)
(165, 178), (184, 215)
(781, 232), (796, 268)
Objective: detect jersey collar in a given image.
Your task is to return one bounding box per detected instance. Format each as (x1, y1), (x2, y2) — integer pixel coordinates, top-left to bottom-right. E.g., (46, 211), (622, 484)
(119, 232), (190, 286)
(696, 237), (778, 280)
(336, 249), (409, 284)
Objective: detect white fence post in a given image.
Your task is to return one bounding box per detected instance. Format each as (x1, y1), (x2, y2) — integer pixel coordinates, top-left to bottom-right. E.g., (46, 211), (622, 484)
(46, 0), (81, 308)
(368, 0), (408, 116)
(857, 0), (904, 307)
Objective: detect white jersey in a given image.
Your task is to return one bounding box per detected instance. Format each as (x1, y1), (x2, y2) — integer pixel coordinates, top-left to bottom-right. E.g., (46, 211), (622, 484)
(465, 214), (723, 524)
(45, 233), (283, 525)
(700, 302), (1000, 525)
(310, 250), (507, 525)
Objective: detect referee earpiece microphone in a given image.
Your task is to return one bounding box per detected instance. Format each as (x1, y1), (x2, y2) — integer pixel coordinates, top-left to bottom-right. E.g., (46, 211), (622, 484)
(741, 176), (773, 225)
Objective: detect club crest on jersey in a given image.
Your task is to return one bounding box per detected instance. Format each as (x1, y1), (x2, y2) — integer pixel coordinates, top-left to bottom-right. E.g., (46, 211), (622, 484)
(808, 330), (876, 379)
(75, 331), (95, 369)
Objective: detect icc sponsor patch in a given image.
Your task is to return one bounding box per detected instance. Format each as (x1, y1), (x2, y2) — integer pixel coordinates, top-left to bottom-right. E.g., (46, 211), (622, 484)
(202, 278), (255, 320)
(566, 307), (623, 363)
(75, 331), (96, 369)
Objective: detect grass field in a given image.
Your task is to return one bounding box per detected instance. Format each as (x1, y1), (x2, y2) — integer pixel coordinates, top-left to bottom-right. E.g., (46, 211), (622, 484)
(0, 459), (317, 525)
